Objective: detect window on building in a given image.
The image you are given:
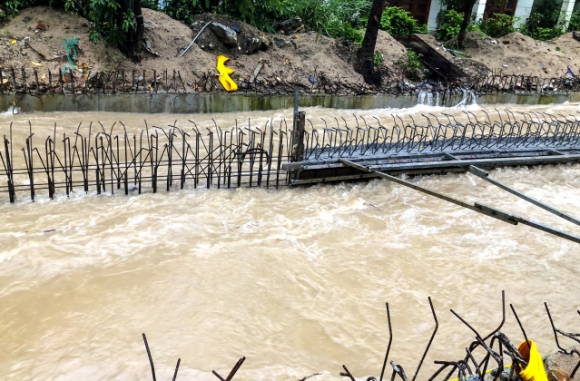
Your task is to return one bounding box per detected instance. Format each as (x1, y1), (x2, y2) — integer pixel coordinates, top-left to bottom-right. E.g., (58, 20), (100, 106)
(484, 0), (520, 19)
(388, 0), (433, 25)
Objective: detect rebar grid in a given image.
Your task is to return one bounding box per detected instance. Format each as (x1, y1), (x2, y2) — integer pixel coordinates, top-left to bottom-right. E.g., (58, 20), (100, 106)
(342, 294), (580, 381)
(1, 67), (579, 96)
(0, 118), (296, 202)
(2, 111), (580, 203)
(302, 111), (580, 162)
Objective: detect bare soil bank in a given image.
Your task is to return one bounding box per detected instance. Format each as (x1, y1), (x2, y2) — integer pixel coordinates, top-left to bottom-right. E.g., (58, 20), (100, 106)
(0, 7), (579, 95)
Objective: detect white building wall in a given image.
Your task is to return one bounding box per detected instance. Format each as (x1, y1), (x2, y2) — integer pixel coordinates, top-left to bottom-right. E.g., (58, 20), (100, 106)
(424, 0), (573, 33)
(426, 0), (444, 31)
(513, 0), (536, 28)
(560, 0), (577, 29)
(426, 0), (487, 31)
(473, 0), (487, 22)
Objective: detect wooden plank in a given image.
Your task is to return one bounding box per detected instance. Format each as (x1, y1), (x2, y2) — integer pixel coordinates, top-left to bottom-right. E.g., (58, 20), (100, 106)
(396, 34), (467, 79)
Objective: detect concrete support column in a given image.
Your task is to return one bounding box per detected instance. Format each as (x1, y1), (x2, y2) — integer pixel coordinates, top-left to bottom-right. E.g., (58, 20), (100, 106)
(559, 0), (577, 30)
(426, 0), (443, 31)
(473, 0), (487, 22)
(426, 0), (488, 31)
(513, 0), (536, 29)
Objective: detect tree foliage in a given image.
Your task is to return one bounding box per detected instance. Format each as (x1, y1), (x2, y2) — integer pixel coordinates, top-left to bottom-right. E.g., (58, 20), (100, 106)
(380, 6), (427, 37)
(520, 0), (565, 40)
(357, 0), (387, 85)
(281, 0), (369, 41)
(569, 10), (580, 32)
(480, 13), (516, 38)
(436, 9), (463, 40)
(1, 0), (138, 49)
(164, 0), (283, 32)
(445, 0), (476, 49)
(0, 0), (371, 50)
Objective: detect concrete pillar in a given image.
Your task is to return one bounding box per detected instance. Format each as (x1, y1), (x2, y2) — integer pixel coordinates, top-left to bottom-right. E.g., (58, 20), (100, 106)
(426, 0), (488, 31)
(513, 0), (536, 29)
(559, 0), (577, 30)
(426, 0), (443, 31)
(473, 0), (487, 22)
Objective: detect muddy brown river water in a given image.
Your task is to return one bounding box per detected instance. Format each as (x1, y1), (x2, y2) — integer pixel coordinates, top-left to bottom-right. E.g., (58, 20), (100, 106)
(1, 103), (580, 381)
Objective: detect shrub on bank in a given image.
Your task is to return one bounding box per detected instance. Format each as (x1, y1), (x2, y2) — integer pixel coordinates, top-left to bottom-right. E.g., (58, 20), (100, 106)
(281, 0), (368, 42)
(436, 9), (480, 41)
(163, 0), (284, 32)
(397, 50), (424, 79)
(380, 6), (428, 37)
(0, 0), (36, 22)
(569, 10), (580, 31)
(519, 0), (566, 40)
(480, 13), (517, 38)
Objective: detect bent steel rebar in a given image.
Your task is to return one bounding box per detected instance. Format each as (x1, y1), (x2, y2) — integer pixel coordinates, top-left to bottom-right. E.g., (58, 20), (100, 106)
(468, 166), (580, 227)
(142, 333), (157, 381)
(2, 67), (580, 97)
(339, 159), (580, 245)
(213, 357), (246, 381)
(2, 111), (580, 207)
(134, 297), (580, 381)
(544, 303), (580, 378)
(379, 303), (393, 381)
(412, 298), (438, 381)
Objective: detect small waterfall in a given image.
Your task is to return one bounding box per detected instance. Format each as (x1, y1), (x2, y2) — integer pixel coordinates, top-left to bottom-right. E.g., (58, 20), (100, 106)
(454, 88), (468, 108)
(2, 106), (20, 115)
(453, 89), (478, 108)
(469, 91), (478, 105)
(418, 90), (427, 105)
(416, 84), (477, 109)
(417, 89), (434, 106)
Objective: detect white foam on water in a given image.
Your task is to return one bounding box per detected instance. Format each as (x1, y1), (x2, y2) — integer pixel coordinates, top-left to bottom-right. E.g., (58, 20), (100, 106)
(1, 107), (580, 381)
(1, 106), (20, 115)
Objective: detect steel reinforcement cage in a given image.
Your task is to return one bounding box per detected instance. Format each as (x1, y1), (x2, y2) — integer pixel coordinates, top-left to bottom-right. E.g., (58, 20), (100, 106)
(1, 67), (580, 95)
(2, 110), (580, 203)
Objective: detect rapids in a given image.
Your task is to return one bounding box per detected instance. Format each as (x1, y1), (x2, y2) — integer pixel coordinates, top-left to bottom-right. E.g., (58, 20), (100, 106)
(1, 103), (579, 381)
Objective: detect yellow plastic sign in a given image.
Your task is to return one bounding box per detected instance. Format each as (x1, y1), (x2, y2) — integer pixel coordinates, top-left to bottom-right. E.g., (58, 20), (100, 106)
(518, 340), (548, 381)
(216, 55), (238, 92)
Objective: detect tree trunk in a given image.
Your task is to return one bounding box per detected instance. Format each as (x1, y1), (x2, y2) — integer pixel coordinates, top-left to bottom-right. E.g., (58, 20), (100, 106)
(457, 0), (477, 50)
(120, 0), (144, 61)
(134, 0), (144, 55)
(356, 0), (389, 85)
(207, 0), (220, 11)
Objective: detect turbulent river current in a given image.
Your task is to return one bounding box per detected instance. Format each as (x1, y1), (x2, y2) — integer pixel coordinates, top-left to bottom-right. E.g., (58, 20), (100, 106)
(1, 103), (580, 381)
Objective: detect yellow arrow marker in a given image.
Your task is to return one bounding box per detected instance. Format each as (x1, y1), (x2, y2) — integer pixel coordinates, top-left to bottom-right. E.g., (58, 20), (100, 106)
(216, 55), (238, 92)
